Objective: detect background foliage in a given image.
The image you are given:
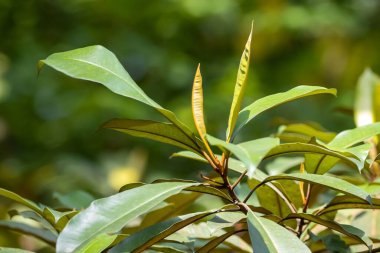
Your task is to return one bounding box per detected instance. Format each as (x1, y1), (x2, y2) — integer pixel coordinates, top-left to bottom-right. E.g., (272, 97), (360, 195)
(0, 0), (380, 249)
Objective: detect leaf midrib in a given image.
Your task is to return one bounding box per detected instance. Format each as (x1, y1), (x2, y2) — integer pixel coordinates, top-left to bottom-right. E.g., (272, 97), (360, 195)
(71, 184), (190, 250)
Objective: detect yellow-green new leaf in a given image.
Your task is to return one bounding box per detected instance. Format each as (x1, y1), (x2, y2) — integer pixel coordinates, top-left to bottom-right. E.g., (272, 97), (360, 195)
(192, 64), (207, 139)
(226, 25), (253, 141)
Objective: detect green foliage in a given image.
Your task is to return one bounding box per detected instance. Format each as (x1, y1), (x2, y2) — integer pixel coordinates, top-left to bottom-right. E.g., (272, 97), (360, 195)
(0, 26), (380, 253)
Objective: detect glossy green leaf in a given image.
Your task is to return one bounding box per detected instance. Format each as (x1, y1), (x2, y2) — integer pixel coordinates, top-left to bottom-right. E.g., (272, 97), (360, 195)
(354, 68), (380, 126)
(257, 173), (371, 203)
(42, 207), (75, 232)
(284, 213), (372, 250)
(265, 156), (304, 175)
(305, 143), (370, 174)
(265, 142), (362, 171)
(226, 24), (253, 141)
(40, 46), (196, 141)
(278, 123), (336, 143)
(234, 85), (336, 138)
(207, 135), (279, 176)
(0, 220), (57, 245)
(103, 119), (201, 154)
(0, 188), (42, 214)
(247, 210), (311, 253)
(328, 122), (380, 149)
(317, 196), (380, 216)
(57, 182), (197, 252)
(110, 210), (218, 253)
(75, 233), (118, 253)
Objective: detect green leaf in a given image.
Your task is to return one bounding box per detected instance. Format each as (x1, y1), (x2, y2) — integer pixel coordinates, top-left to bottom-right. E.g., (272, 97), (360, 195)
(139, 192), (201, 228)
(197, 228), (246, 253)
(53, 190), (95, 209)
(354, 68), (380, 126)
(284, 213), (372, 250)
(235, 86), (336, 138)
(265, 142), (362, 171)
(317, 196), (380, 216)
(75, 233), (118, 253)
(56, 182), (197, 252)
(277, 123), (336, 143)
(257, 173), (371, 203)
(8, 210), (56, 232)
(109, 210), (218, 253)
(226, 24), (253, 141)
(0, 220), (57, 245)
(42, 207), (76, 232)
(247, 210), (311, 253)
(40, 46), (196, 143)
(0, 248), (35, 253)
(328, 122), (380, 149)
(103, 119), (201, 154)
(207, 135), (280, 176)
(0, 188), (42, 214)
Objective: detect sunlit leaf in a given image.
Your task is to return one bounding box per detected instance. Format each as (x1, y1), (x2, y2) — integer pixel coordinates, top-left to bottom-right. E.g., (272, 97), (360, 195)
(317, 196), (380, 216)
(265, 142), (362, 172)
(57, 182), (197, 252)
(277, 123), (336, 143)
(354, 68), (380, 127)
(191, 64), (207, 143)
(257, 173), (371, 203)
(40, 45), (196, 142)
(247, 210), (311, 253)
(234, 86), (336, 138)
(103, 119), (201, 154)
(226, 24), (253, 141)
(0, 188), (42, 214)
(75, 233), (117, 253)
(328, 122), (380, 149)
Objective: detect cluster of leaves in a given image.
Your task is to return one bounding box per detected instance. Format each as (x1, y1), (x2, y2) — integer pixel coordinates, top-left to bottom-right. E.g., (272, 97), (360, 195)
(1, 27), (380, 253)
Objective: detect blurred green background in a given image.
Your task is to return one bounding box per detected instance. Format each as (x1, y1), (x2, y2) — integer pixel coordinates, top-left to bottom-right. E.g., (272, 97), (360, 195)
(0, 0), (380, 247)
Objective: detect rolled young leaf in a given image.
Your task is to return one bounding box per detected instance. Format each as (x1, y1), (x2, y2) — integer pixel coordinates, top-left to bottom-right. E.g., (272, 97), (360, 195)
(103, 119), (201, 154)
(226, 24), (253, 141)
(39, 46), (197, 144)
(234, 86), (337, 139)
(191, 64), (214, 158)
(247, 210), (311, 253)
(56, 182), (198, 252)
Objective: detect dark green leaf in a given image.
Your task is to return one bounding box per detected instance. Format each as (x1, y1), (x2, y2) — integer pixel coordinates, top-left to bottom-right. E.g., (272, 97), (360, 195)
(317, 196), (380, 216)
(0, 188), (42, 214)
(103, 119), (201, 154)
